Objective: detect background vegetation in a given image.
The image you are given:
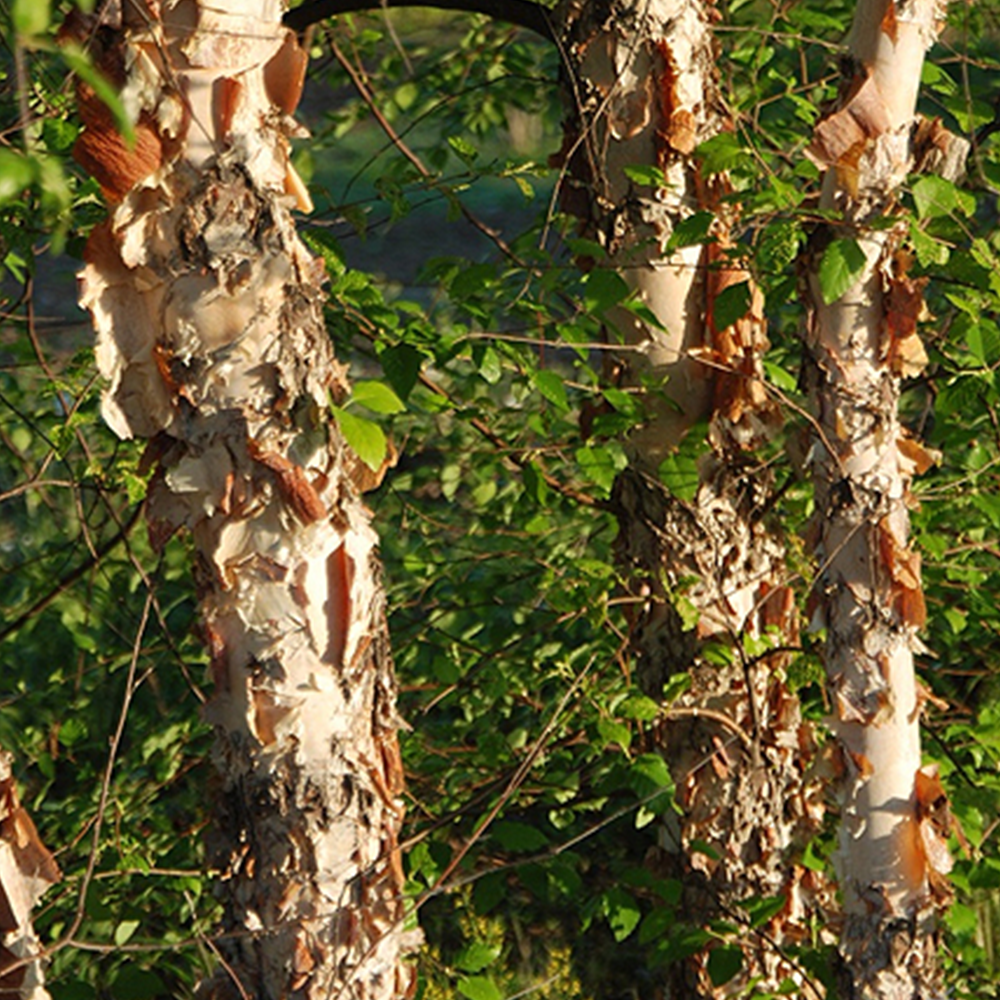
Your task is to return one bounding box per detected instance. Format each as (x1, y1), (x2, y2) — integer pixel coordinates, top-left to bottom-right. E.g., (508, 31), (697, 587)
(3, 0), (1000, 997)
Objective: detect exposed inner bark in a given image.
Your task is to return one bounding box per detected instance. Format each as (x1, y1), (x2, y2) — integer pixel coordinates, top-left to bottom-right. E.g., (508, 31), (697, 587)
(72, 2), (416, 997)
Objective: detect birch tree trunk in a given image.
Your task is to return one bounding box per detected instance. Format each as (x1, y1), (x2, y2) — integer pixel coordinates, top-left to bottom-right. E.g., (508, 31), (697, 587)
(556, 0), (833, 994)
(0, 752), (59, 1000)
(72, 3), (416, 997)
(802, 0), (963, 994)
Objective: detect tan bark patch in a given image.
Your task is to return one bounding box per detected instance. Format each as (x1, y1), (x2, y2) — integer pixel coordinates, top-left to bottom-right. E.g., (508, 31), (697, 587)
(880, 0), (899, 42)
(883, 258), (930, 378)
(247, 439), (327, 524)
(897, 434), (940, 476)
(265, 32), (309, 115)
(806, 71), (891, 170)
(326, 543), (354, 670)
(877, 517), (927, 628)
(655, 41), (697, 155)
(73, 86), (163, 204)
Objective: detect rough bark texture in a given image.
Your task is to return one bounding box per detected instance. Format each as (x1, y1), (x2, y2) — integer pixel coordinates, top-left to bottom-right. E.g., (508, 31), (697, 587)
(802, 0), (962, 995)
(73, 3), (416, 998)
(557, 0), (833, 995)
(0, 753), (59, 1000)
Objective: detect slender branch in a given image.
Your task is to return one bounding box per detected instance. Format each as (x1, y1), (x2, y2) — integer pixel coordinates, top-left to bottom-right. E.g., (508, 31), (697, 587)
(0, 504), (143, 643)
(285, 0), (556, 41)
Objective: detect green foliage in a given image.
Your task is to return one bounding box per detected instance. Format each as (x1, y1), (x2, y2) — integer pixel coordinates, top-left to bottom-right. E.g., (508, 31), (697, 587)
(5, 1), (1000, 998)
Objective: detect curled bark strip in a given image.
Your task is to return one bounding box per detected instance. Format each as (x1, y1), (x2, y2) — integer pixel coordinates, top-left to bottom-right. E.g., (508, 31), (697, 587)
(247, 439), (328, 525)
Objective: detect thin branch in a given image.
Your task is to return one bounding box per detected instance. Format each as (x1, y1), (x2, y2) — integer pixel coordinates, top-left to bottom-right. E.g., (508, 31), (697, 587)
(0, 504), (143, 643)
(285, 0), (556, 41)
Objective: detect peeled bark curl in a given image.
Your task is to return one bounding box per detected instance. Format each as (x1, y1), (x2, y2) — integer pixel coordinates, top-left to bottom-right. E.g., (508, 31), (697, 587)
(557, 0), (833, 994)
(0, 753), (59, 1000)
(74, 3), (416, 998)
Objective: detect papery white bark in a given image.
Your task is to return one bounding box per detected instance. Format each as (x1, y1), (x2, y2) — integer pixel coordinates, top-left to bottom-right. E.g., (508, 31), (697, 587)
(0, 753), (59, 1000)
(74, 3), (415, 998)
(804, 1), (958, 994)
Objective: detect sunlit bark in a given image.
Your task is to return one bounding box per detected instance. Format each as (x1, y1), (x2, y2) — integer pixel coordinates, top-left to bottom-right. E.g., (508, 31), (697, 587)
(802, 0), (962, 994)
(556, 0), (832, 994)
(0, 752), (59, 1000)
(73, 2), (415, 997)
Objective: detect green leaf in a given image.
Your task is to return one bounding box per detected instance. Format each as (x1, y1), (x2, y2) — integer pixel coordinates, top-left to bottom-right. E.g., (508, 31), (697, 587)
(658, 452), (700, 502)
(667, 211), (716, 251)
(639, 905), (677, 944)
(0, 150), (35, 205)
(531, 369), (568, 410)
(457, 976), (503, 1000)
(661, 672), (692, 704)
(522, 460), (549, 506)
(583, 269), (629, 314)
(602, 387), (643, 419)
(707, 946), (744, 986)
(476, 345), (503, 384)
(696, 133), (751, 176)
(912, 175), (972, 220)
(351, 380), (406, 414)
(597, 717), (632, 752)
(576, 444), (627, 494)
(13, 0), (51, 35)
(966, 320), (1000, 366)
(109, 967), (164, 1000)
(762, 360), (797, 392)
(712, 281), (751, 331)
(378, 343), (423, 401)
(743, 894), (786, 928)
(603, 887), (641, 942)
(454, 942), (501, 973)
(817, 238), (867, 305)
(623, 164), (666, 187)
(114, 919), (141, 946)
(491, 820), (549, 852)
(394, 81), (419, 110)
(448, 135), (479, 164)
(620, 695), (660, 721)
(332, 405), (387, 471)
(42, 117), (79, 155)
(627, 753), (673, 799)
(472, 872), (506, 915)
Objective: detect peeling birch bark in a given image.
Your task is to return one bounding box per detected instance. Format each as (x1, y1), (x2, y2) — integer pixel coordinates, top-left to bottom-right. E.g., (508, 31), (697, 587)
(556, 1), (833, 994)
(0, 753), (59, 1000)
(71, 3), (416, 998)
(802, 1), (963, 995)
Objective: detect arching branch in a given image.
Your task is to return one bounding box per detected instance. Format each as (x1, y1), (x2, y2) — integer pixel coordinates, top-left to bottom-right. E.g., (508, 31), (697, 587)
(284, 0), (556, 42)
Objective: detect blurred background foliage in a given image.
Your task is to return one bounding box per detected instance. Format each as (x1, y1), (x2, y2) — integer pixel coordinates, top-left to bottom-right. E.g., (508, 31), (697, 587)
(3, 0), (1000, 997)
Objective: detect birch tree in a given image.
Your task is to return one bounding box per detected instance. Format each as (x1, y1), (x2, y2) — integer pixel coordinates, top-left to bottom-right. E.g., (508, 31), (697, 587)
(10, 0), (998, 994)
(70, 2), (415, 997)
(802, 0), (966, 994)
(555, 0), (833, 993)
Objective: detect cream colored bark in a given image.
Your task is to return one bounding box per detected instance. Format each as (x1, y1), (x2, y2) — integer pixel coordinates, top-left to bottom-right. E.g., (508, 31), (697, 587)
(804, 0), (959, 994)
(558, 0), (831, 995)
(558, 0), (720, 464)
(0, 753), (59, 1000)
(74, 2), (415, 998)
